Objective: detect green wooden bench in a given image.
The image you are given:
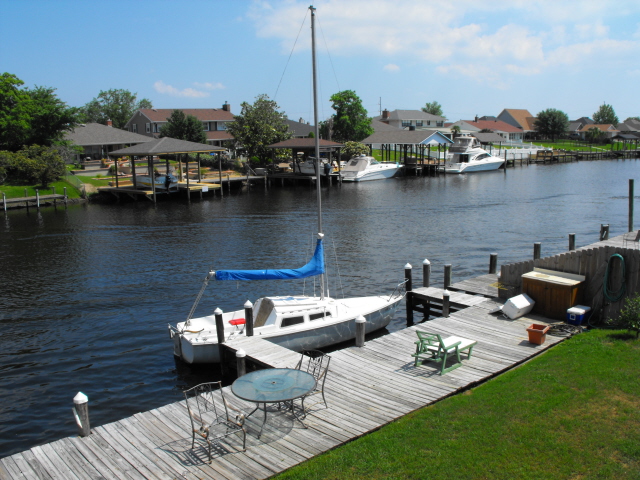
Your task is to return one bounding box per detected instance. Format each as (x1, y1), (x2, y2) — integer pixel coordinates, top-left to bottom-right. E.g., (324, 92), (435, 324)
(411, 331), (477, 375)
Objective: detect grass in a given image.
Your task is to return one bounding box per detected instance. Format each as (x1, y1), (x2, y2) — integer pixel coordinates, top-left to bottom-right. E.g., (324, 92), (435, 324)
(0, 179), (84, 199)
(275, 329), (640, 480)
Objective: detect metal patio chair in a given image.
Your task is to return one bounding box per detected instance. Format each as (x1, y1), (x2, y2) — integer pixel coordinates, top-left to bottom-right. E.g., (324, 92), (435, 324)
(183, 381), (246, 462)
(294, 350), (331, 415)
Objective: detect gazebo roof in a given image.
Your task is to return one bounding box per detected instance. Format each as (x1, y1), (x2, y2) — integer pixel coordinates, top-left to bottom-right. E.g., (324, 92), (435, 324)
(267, 138), (344, 149)
(360, 129), (452, 145)
(472, 132), (505, 143)
(108, 137), (225, 156)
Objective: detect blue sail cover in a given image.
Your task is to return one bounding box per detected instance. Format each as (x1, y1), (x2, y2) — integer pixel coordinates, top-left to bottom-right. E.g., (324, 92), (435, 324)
(215, 239), (325, 281)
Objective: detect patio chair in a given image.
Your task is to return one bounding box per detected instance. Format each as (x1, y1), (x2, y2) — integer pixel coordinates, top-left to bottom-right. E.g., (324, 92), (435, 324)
(294, 350), (331, 414)
(411, 331), (477, 375)
(183, 381), (246, 462)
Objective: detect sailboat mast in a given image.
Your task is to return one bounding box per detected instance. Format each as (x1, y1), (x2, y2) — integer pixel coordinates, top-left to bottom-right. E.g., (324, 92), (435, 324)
(310, 5), (325, 300)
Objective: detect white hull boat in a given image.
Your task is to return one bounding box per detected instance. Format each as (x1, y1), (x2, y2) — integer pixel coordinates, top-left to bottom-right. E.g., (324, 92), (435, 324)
(136, 173), (178, 191)
(168, 6), (405, 364)
(340, 155), (401, 182)
(441, 136), (504, 174)
(295, 157), (330, 175)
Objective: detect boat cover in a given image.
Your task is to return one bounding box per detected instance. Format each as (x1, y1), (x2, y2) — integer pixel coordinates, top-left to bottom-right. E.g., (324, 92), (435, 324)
(214, 238), (325, 281)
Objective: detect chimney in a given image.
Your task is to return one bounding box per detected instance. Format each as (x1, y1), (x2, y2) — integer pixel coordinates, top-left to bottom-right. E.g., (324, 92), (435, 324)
(382, 109), (390, 120)
(107, 119), (113, 127)
(222, 102), (230, 112)
(474, 115), (478, 122)
(299, 117), (304, 123)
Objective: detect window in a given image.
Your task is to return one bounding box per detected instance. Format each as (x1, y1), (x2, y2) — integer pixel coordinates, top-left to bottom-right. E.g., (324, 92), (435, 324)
(203, 122), (209, 131)
(401, 120), (411, 127)
(436, 121), (443, 127)
(132, 124), (138, 133)
(310, 312), (332, 321)
(145, 123), (150, 133)
(281, 316), (304, 327)
(217, 122), (227, 131)
(427, 120), (431, 126)
(416, 121), (423, 127)
(154, 124), (161, 133)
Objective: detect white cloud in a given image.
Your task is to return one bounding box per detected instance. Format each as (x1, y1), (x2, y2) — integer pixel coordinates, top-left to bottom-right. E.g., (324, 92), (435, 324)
(383, 64), (399, 72)
(193, 82), (225, 90)
(153, 81), (210, 98)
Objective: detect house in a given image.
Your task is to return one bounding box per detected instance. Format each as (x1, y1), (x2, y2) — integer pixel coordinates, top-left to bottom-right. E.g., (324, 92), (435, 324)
(497, 109), (536, 137)
(374, 109), (446, 129)
(63, 122), (152, 161)
(577, 124), (619, 140)
(124, 104), (234, 147)
(448, 119), (524, 142)
(285, 118), (315, 138)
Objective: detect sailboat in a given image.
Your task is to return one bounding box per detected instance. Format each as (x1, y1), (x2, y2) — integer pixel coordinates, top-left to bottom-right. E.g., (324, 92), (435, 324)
(168, 5), (405, 364)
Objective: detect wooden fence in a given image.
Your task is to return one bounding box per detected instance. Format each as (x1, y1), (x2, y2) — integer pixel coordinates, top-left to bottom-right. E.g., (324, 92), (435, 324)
(499, 242), (640, 323)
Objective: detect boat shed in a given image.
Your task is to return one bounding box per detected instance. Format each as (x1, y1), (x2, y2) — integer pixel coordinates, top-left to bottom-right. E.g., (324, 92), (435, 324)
(108, 137), (226, 203)
(63, 122), (152, 161)
(360, 129), (453, 163)
(267, 138), (345, 173)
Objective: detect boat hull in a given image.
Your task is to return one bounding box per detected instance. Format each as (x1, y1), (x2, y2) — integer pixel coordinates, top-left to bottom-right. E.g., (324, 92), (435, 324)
(341, 165), (401, 182)
(443, 158), (504, 174)
(171, 295), (402, 364)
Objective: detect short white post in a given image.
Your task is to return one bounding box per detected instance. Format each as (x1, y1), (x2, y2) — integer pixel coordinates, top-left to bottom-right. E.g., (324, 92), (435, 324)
(73, 392), (91, 437)
(214, 308), (225, 345)
(355, 315), (366, 347)
(442, 290), (451, 318)
(2, 192), (6, 212)
(244, 300), (254, 337)
(36, 189), (40, 209)
(236, 349), (247, 377)
(422, 258), (431, 287)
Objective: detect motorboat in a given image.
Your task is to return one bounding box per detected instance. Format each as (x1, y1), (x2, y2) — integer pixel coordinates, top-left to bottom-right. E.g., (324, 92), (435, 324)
(441, 136), (505, 173)
(295, 157), (332, 176)
(136, 173), (178, 191)
(168, 5), (405, 364)
(340, 155), (401, 182)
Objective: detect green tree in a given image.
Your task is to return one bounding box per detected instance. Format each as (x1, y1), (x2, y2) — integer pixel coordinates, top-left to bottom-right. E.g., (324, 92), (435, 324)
(79, 89), (152, 129)
(26, 86), (78, 146)
(342, 141), (369, 159)
(159, 110), (207, 144)
(586, 126), (604, 143)
(450, 125), (461, 138)
(422, 101), (443, 117)
(325, 90), (373, 142)
(0, 145), (65, 186)
(0, 73), (32, 151)
(592, 103), (619, 125)
(534, 108), (569, 141)
(226, 94), (291, 164)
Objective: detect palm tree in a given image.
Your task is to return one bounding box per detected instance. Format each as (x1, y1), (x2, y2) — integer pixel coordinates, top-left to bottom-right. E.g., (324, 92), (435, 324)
(451, 125), (461, 139)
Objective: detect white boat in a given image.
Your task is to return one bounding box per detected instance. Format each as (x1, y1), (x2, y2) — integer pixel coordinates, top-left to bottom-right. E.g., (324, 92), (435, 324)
(168, 5), (405, 364)
(295, 157), (331, 176)
(340, 155), (401, 182)
(136, 173), (178, 191)
(441, 136), (505, 173)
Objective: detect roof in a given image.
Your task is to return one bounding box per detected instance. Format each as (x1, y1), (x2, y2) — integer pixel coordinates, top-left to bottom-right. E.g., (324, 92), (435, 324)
(205, 131), (234, 141)
(64, 123), (151, 146)
(568, 121), (584, 132)
(461, 119), (522, 133)
(616, 122), (640, 132)
(500, 109), (535, 130)
(613, 134), (640, 140)
(285, 119), (315, 137)
(108, 137), (226, 156)
(360, 129), (452, 145)
(373, 109), (446, 122)
(138, 108), (234, 122)
(578, 124), (618, 132)
(472, 132), (505, 143)
(371, 120), (403, 132)
(267, 138), (344, 149)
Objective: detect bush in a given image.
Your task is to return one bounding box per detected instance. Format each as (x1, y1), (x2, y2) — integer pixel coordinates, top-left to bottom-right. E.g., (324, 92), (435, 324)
(617, 293), (640, 338)
(0, 145), (66, 187)
(342, 141), (370, 160)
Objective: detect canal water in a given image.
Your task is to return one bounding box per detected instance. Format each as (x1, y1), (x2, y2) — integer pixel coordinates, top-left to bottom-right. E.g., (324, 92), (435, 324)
(0, 159), (637, 457)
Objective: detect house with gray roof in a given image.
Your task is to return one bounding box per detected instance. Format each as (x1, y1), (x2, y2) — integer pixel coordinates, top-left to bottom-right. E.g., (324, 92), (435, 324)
(373, 109), (446, 129)
(63, 122), (152, 161)
(124, 104), (234, 147)
(285, 118), (315, 138)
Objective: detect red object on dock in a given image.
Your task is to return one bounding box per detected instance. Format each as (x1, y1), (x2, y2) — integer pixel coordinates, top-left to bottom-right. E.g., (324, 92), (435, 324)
(229, 318), (246, 326)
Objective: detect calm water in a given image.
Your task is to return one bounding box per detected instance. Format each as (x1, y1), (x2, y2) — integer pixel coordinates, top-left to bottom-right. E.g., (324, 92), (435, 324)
(0, 159), (637, 457)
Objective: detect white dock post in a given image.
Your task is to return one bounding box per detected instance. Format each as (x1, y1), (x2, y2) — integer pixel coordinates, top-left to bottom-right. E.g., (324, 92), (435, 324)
(236, 349), (247, 377)
(422, 258), (431, 287)
(355, 315), (366, 347)
(442, 290), (451, 318)
(73, 392), (91, 437)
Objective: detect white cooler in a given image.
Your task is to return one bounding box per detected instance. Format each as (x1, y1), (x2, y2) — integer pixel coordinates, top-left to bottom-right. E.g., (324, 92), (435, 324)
(502, 293), (535, 319)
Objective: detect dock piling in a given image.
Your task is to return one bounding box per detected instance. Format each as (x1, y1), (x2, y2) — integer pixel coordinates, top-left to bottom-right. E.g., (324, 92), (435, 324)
(72, 392), (91, 437)
(2, 192), (5, 212)
(533, 242), (541, 260)
(600, 224), (610, 241)
(630, 179), (634, 232)
(236, 349), (247, 377)
(405, 263), (413, 325)
(214, 308), (225, 345)
(444, 264), (452, 289)
(422, 259), (431, 287)
(489, 253), (498, 274)
(244, 300), (254, 337)
(569, 233), (576, 251)
(442, 290), (450, 318)
(355, 315), (366, 347)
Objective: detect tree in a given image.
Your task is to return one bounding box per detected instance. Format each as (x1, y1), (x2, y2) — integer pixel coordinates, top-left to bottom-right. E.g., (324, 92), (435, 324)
(534, 108), (569, 141)
(159, 110), (207, 144)
(422, 101), (443, 117)
(226, 94), (291, 164)
(592, 103), (619, 125)
(0, 145), (65, 187)
(79, 89), (152, 129)
(586, 126), (604, 143)
(0, 73), (33, 150)
(325, 90), (373, 142)
(450, 125), (461, 138)
(342, 141), (369, 159)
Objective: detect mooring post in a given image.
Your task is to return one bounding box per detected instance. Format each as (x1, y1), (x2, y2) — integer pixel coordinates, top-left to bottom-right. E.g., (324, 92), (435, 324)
(72, 392), (91, 437)
(629, 179), (635, 232)
(600, 224), (610, 241)
(355, 315), (366, 347)
(442, 290), (450, 318)
(36, 189), (40, 209)
(489, 253), (498, 274)
(214, 308), (225, 345)
(52, 186), (56, 207)
(2, 192), (6, 212)
(236, 349), (247, 377)
(444, 264), (452, 289)
(25, 188), (29, 211)
(64, 187), (68, 207)
(422, 259), (431, 287)
(533, 242), (541, 260)
(405, 263), (413, 326)
(569, 233), (576, 251)
(244, 300), (254, 337)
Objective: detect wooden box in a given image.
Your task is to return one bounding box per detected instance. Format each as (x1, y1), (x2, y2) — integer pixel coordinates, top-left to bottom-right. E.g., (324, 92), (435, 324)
(521, 268), (585, 320)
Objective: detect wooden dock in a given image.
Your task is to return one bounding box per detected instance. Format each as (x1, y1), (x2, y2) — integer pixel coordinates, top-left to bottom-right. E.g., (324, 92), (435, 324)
(0, 287), (571, 479)
(2, 194), (67, 210)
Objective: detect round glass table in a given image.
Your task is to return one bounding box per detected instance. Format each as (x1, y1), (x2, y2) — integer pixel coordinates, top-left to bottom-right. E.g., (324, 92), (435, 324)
(231, 368), (316, 438)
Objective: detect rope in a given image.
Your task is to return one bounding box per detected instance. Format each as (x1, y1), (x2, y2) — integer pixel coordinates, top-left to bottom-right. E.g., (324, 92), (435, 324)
(548, 324), (583, 337)
(603, 253), (626, 303)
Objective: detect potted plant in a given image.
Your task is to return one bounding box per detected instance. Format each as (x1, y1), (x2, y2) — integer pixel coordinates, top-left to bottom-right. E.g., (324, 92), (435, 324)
(526, 324), (550, 345)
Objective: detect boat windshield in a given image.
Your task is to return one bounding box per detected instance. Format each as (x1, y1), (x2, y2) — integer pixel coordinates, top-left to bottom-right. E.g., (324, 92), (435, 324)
(253, 298), (275, 327)
(343, 158), (369, 172)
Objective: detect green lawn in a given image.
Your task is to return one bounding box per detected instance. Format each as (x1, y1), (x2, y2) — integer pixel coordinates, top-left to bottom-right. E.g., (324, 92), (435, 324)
(275, 329), (640, 480)
(0, 179), (84, 199)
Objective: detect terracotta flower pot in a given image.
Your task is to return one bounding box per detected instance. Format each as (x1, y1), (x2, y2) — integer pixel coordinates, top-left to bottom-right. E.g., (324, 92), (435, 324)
(526, 324), (550, 345)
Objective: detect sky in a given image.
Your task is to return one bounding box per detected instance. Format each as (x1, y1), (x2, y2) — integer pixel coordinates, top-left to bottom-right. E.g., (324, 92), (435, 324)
(2, 0), (640, 124)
